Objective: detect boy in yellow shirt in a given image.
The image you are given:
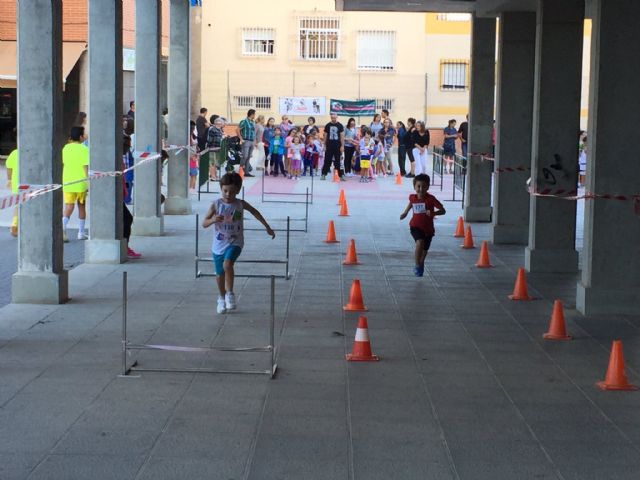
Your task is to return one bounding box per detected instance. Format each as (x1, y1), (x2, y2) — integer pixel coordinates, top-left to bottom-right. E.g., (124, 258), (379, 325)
(62, 126), (89, 242)
(5, 147), (18, 237)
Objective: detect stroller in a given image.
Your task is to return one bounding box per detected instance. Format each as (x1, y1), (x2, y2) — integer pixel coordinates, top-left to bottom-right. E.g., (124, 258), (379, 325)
(224, 135), (243, 172)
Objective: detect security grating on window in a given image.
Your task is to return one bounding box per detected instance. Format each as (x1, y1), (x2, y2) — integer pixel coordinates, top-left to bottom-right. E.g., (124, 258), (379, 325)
(436, 13), (471, 22)
(357, 30), (396, 71)
(242, 28), (275, 56)
(440, 60), (469, 91)
(359, 98), (395, 112)
(298, 16), (341, 61)
(233, 96), (272, 110)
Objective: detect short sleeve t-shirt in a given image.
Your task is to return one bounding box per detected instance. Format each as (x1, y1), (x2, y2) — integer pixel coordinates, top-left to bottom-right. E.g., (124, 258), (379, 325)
(62, 142), (89, 192)
(5, 149), (18, 193)
(323, 122), (344, 149)
(212, 198), (244, 255)
(408, 193), (443, 236)
(443, 127), (457, 150)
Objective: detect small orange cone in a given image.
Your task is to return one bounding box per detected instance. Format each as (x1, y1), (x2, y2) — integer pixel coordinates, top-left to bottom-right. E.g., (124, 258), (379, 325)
(461, 225), (475, 249)
(333, 169), (340, 183)
(346, 316), (379, 361)
(543, 300), (571, 340)
(339, 200), (349, 217)
(324, 220), (339, 243)
(508, 267), (532, 301)
(475, 241), (493, 268)
(395, 172), (402, 185)
(343, 278), (368, 311)
(343, 239), (360, 265)
(596, 340), (638, 391)
(337, 189), (346, 206)
(238, 166), (245, 179)
(454, 216), (465, 238)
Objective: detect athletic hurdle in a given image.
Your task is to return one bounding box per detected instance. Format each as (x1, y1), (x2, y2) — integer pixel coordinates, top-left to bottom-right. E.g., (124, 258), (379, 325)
(194, 213), (291, 280)
(120, 271), (278, 378)
(261, 170), (314, 205)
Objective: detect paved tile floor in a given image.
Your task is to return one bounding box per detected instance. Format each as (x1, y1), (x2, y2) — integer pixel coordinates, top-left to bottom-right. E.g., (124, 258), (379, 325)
(0, 171), (638, 480)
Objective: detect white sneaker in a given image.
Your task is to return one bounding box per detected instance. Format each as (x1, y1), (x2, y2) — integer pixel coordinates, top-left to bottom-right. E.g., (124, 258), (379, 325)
(77, 232), (88, 240)
(63, 232), (69, 243)
(225, 292), (236, 311)
(217, 296), (227, 314)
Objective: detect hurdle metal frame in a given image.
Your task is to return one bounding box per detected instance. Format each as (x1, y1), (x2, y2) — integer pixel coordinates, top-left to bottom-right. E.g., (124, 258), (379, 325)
(261, 169), (314, 205)
(452, 154), (467, 206)
(120, 271), (278, 378)
(194, 214), (290, 280)
(431, 146), (444, 190)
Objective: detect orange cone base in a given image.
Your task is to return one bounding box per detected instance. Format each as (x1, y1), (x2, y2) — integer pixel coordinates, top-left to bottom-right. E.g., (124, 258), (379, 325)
(325, 239), (339, 244)
(596, 381), (638, 391)
(543, 332), (572, 341)
(346, 353), (379, 362)
(343, 260), (361, 265)
(508, 294), (533, 301)
(475, 263), (493, 268)
(343, 305), (368, 312)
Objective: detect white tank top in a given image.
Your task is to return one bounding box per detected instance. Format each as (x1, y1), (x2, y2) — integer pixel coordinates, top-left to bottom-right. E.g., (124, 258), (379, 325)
(212, 198), (244, 254)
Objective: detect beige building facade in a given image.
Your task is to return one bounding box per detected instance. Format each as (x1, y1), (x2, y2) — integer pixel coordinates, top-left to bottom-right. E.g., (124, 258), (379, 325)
(199, 2), (591, 130)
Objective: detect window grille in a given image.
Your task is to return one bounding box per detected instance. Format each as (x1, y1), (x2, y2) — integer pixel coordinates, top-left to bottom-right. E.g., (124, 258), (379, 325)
(436, 13), (471, 22)
(357, 30), (396, 71)
(358, 98), (395, 112)
(242, 28), (275, 56)
(298, 16), (341, 61)
(440, 60), (469, 91)
(233, 96), (272, 110)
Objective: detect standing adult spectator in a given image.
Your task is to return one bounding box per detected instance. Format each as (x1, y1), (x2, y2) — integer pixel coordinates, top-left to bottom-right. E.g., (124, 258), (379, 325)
(254, 115), (266, 171)
(237, 109), (256, 176)
(344, 118), (357, 176)
(370, 113), (383, 137)
(195, 107), (209, 152)
(458, 114), (468, 159)
(206, 117), (226, 181)
(279, 115), (292, 138)
(303, 116), (319, 137)
(443, 119), (458, 174)
(263, 117), (275, 174)
(321, 113), (345, 181)
(381, 109), (391, 124)
(404, 118), (417, 177)
(411, 121), (430, 176)
(127, 100), (135, 119)
(382, 118), (396, 175)
(396, 121), (407, 176)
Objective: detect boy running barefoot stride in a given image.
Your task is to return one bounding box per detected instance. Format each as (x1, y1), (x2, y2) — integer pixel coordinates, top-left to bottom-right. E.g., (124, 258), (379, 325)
(203, 172), (275, 314)
(400, 174), (446, 277)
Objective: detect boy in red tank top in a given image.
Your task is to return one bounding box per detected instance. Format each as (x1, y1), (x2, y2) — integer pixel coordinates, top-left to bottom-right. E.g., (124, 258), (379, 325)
(400, 174), (446, 277)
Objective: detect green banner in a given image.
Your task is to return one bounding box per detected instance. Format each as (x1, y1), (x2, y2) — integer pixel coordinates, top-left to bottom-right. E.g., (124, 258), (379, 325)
(329, 99), (376, 117)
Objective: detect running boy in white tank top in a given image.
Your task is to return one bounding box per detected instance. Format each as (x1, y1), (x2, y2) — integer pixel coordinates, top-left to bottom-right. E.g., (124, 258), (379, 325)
(203, 172), (275, 314)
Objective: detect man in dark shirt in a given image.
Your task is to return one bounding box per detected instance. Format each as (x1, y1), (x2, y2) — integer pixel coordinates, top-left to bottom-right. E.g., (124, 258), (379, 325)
(458, 114), (469, 158)
(322, 113), (345, 181)
(195, 107), (209, 151)
(127, 100), (135, 119)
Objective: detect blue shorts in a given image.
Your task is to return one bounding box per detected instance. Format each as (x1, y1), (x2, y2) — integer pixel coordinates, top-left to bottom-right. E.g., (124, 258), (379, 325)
(189, 167), (198, 177)
(213, 246), (242, 275)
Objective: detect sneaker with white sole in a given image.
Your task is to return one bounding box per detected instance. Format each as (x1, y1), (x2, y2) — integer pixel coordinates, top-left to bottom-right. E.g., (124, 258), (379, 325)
(77, 233), (88, 240)
(225, 292), (236, 311)
(217, 296), (227, 314)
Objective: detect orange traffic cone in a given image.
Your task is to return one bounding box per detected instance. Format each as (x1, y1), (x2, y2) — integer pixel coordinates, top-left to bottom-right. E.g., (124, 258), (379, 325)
(475, 241), (493, 268)
(339, 200), (349, 217)
(337, 189), (346, 206)
(343, 279), (368, 311)
(343, 239), (360, 265)
(596, 340), (638, 391)
(543, 300), (571, 340)
(395, 172), (402, 185)
(238, 166), (245, 179)
(346, 316), (379, 361)
(324, 220), (339, 243)
(461, 225), (475, 249)
(333, 169), (340, 183)
(454, 216), (465, 238)
(508, 267), (532, 300)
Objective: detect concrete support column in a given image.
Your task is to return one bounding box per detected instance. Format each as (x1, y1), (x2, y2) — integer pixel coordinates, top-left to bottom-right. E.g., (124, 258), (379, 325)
(132, 0), (164, 236)
(577, 0), (640, 314)
(85, 0), (126, 263)
(491, 12), (536, 244)
(12, 0), (68, 304)
(464, 16), (496, 223)
(165, 0), (192, 215)
(189, 5), (202, 120)
(525, 0), (583, 273)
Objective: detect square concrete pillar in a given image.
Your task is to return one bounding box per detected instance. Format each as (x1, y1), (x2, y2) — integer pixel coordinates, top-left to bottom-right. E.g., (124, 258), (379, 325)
(12, 1), (68, 304)
(491, 12), (536, 245)
(165, 0), (192, 215)
(85, 0), (127, 263)
(577, 0), (640, 314)
(525, 0), (583, 273)
(464, 16), (496, 223)
(132, 0), (164, 236)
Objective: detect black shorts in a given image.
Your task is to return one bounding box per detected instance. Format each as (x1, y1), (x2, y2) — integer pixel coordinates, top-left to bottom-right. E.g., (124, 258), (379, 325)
(410, 228), (433, 249)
